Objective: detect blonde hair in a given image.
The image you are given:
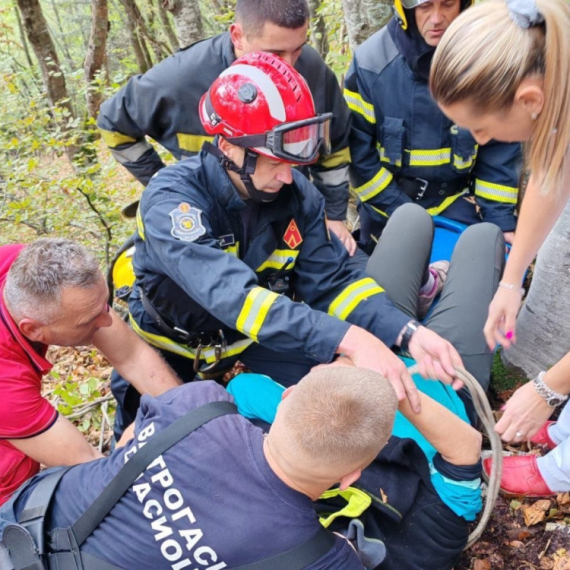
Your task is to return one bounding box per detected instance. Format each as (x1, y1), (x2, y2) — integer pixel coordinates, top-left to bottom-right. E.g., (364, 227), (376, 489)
(278, 366), (398, 468)
(430, 0), (570, 194)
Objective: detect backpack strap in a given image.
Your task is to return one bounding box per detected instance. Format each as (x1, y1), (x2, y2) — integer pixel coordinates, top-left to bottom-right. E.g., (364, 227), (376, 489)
(231, 526), (336, 570)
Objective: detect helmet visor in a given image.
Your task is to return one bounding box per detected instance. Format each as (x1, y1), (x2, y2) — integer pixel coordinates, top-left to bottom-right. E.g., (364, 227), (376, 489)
(400, 0), (429, 8)
(226, 113), (333, 165)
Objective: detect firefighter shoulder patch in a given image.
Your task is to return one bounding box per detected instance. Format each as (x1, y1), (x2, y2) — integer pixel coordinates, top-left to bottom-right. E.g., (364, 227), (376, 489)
(283, 219), (303, 249)
(169, 202), (206, 242)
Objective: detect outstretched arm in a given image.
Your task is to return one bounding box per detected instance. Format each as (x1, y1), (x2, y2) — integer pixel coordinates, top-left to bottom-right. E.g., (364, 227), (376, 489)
(93, 310), (182, 397)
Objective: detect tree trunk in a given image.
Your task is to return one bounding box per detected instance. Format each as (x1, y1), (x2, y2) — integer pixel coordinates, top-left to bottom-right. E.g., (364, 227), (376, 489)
(341, 0), (391, 50)
(308, 0), (329, 59)
(163, 0), (204, 49)
(84, 0), (109, 119)
(156, 0), (179, 52)
(16, 0), (81, 161)
(503, 200), (570, 377)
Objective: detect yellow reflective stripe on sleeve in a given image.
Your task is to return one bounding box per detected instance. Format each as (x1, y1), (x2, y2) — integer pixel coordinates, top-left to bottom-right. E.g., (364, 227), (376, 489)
(408, 148), (451, 167)
(223, 243), (239, 257)
(99, 128), (137, 148)
(378, 145), (402, 167)
(328, 278), (384, 321)
(256, 249), (299, 272)
(426, 190), (468, 216)
(370, 206), (389, 218)
(319, 147), (351, 169)
(474, 179), (518, 204)
(353, 167), (393, 202)
(343, 88), (376, 124)
(129, 314), (253, 362)
(319, 487), (372, 528)
(136, 207), (145, 241)
(236, 287), (280, 342)
(176, 133), (214, 153)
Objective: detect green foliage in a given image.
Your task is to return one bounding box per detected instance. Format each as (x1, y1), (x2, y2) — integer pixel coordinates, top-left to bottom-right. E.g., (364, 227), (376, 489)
(491, 349), (528, 394)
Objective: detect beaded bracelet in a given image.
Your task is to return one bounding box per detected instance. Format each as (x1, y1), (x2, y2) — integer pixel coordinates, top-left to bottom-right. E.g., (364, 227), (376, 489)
(498, 281), (525, 295)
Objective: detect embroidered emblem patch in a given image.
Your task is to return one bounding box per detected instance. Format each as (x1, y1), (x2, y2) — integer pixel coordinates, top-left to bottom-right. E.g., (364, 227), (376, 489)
(169, 202), (206, 242)
(283, 219), (303, 249)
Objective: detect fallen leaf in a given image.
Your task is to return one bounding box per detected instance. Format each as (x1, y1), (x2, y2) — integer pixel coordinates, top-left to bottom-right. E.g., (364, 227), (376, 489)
(557, 493), (570, 506)
(553, 556), (570, 570)
(523, 500), (551, 526)
(474, 559), (491, 570)
(379, 488), (388, 503)
(541, 558), (555, 570)
(509, 540), (525, 548)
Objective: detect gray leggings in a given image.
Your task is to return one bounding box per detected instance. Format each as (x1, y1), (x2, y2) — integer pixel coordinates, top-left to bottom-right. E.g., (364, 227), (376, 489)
(366, 203), (505, 391)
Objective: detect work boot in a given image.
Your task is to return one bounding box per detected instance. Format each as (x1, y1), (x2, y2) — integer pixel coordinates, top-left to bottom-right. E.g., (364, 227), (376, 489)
(530, 421), (557, 450)
(417, 260), (449, 320)
(483, 455), (555, 497)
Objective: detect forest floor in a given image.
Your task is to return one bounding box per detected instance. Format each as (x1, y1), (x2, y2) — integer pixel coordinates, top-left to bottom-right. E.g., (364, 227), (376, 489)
(43, 345), (570, 570)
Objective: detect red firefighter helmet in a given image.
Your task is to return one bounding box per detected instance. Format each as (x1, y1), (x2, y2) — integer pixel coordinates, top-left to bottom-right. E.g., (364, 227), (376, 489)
(199, 52), (332, 165)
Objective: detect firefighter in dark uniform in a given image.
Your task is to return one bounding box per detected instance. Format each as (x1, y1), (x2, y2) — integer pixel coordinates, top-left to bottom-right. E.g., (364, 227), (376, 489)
(111, 51), (466, 438)
(344, 0), (522, 253)
(97, 0), (357, 253)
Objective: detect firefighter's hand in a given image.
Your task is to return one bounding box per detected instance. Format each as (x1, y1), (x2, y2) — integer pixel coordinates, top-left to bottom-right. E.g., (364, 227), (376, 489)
(338, 326), (421, 412)
(407, 326), (464, 389)
(327, 219), (357, 256)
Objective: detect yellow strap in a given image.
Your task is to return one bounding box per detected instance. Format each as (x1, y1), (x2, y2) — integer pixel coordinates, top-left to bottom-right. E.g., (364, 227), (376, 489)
(426, 190), (468, 216)
(136, 207), (145, 241)
(318, 487), (372, 528)
(99, 128), (137, 148)
(177, 133), (214, 154)
(328, 278), (384, 321)
(236, 287), (280, 343)
(343, 88), (376, 124)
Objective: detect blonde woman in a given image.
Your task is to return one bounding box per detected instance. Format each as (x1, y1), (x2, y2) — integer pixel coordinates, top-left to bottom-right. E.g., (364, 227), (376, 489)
(430, 0), (570, 496)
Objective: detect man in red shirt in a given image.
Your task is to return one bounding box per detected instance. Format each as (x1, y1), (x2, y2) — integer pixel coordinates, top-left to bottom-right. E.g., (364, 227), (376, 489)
(0, 239), (181, 506)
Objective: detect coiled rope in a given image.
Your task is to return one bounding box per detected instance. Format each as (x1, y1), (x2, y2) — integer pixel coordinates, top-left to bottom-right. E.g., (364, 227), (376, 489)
(407, 364), (502, 549)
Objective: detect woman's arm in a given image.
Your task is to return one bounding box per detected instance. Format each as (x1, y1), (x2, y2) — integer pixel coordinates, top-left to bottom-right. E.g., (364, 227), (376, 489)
(398, 392), (481, 465)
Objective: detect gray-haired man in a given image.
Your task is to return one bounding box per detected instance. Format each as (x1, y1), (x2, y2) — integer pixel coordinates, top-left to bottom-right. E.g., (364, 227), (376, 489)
(0, 239), (181, 507)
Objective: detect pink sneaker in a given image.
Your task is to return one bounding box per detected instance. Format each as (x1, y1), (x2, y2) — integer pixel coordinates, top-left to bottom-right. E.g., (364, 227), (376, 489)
(417, 260), (449, 319)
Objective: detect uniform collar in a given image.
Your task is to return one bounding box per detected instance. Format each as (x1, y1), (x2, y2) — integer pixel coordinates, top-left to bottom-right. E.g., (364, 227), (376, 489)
(0, 286), (52, 374)
(388, 18), (434, 82)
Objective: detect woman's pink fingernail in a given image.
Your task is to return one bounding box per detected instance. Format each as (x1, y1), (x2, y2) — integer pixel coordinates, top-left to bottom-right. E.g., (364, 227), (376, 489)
(500, 405), (506, 411)
(505, 331), (514, 340)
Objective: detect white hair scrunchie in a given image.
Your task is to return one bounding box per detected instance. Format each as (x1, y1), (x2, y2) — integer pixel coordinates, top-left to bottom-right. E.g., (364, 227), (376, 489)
(506, 0), (545, 28)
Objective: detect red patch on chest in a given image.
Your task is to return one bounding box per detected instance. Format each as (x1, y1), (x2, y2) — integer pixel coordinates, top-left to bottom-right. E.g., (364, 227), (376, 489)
(283, 219), (303, 249)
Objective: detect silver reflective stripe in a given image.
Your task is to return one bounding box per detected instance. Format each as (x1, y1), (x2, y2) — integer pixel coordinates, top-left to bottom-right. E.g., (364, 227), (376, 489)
(110, 140), (154, 164)
(312, 165), (350, 187)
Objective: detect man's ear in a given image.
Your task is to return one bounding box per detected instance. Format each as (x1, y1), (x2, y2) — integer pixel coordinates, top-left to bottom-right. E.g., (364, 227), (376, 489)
(229, 22), (246, 52)
(281, 386), (295, 401)
(338, 468), (362, 491)
(19, 318), (45, 343)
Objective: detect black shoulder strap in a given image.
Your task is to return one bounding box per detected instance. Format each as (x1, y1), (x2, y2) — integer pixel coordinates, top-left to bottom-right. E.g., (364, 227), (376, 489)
(70, 400), (237, 546)
(231, 526), (336, 570)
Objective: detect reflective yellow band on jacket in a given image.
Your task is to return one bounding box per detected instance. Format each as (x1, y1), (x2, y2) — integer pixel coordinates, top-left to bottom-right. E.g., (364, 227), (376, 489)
(99, 128), (137, 148)
(136, 207), (145, 241)
(353, 168), (393, 202)
(408, 148), (451, 167)
(223, 243), (239, 257)
(129, 314), (253, 361)
(378, 145), (402, 167)
(453, 148), (478, 170)
(318, 487), (372, 528)
(256, 249), (299, 272)
(319, 147), (351, 169)
(177, 133), (214, 154)
(236, 287), (280, 342)
(343, 88), (376, 124)
(474, 179), (518, 204)
(328, 278), (384, 320)
(426, 190), (468, 217)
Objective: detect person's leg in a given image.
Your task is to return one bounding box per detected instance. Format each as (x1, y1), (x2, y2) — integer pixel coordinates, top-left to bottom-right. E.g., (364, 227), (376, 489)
(425, 223), (504, 390)
(366, 203), (433, 318)
(536, 436), (570, 492)
(548, 400), (570, 444)
(240, 344), (320, 387)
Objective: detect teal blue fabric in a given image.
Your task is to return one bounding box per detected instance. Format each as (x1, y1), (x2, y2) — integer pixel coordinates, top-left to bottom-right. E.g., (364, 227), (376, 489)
(226, 363), (482, 520)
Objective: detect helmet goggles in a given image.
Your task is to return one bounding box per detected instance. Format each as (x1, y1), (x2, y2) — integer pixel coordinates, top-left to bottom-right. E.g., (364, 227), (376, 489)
(226, 113), (333, 165)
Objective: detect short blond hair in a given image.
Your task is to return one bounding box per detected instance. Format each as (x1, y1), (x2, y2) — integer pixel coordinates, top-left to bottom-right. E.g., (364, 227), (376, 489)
(430, 0), (570, 195)
(278, 366), (398, 467)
